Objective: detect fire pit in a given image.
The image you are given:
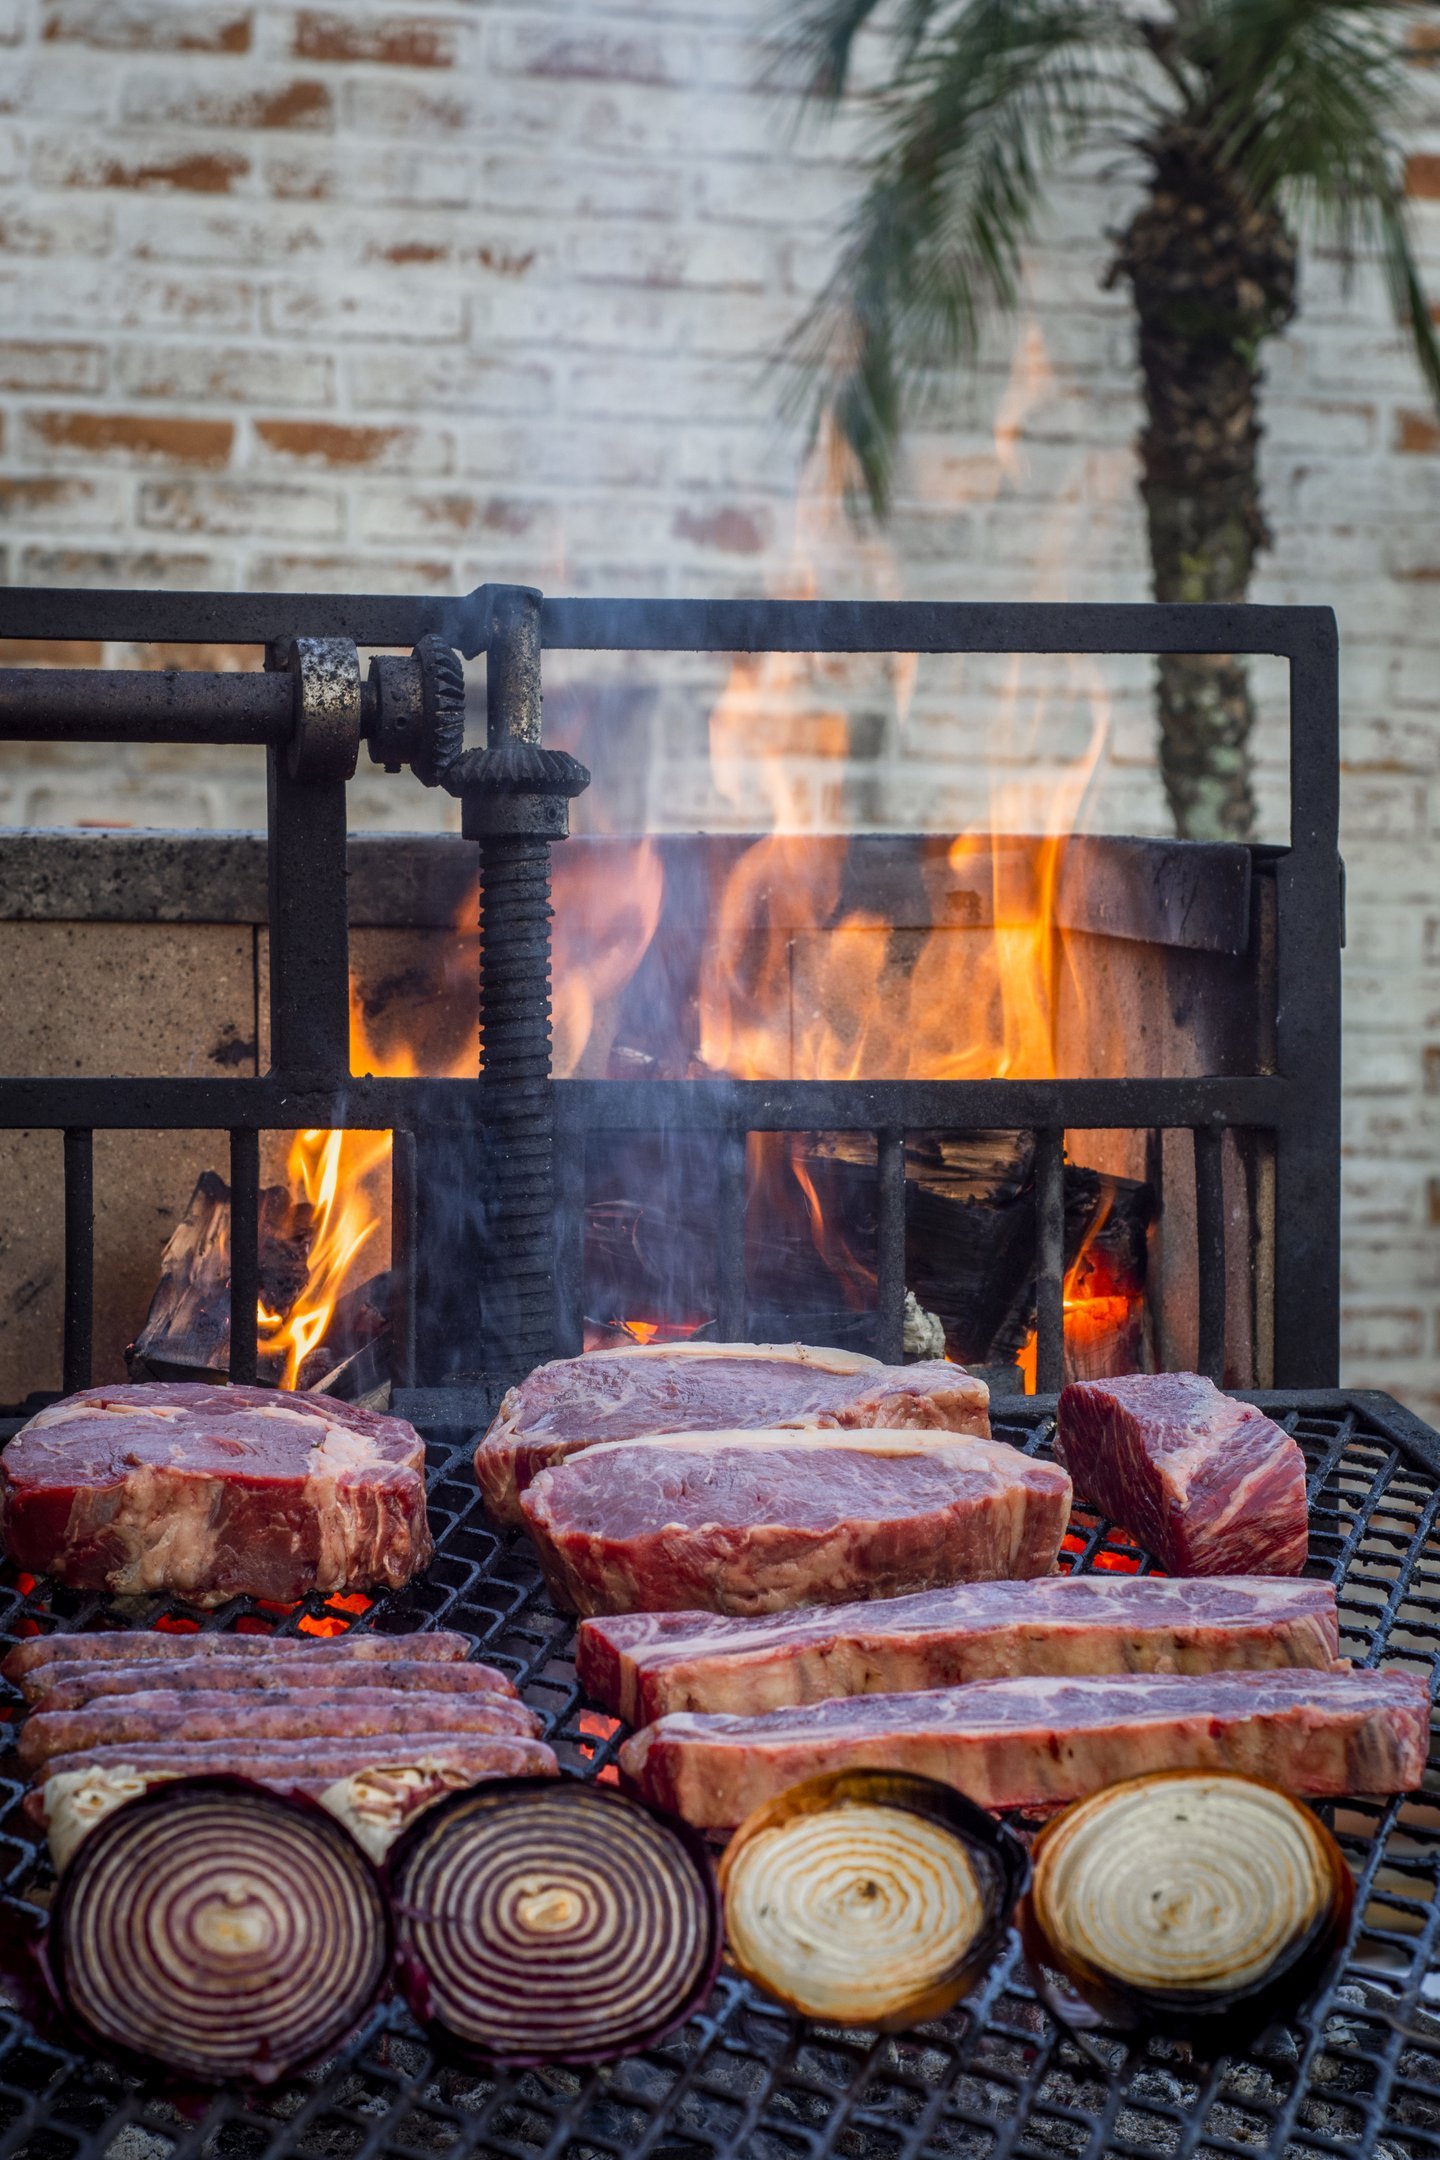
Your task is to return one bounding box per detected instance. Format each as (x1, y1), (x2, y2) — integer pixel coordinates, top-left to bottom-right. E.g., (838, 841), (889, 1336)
(0, 580), (1417, 2160)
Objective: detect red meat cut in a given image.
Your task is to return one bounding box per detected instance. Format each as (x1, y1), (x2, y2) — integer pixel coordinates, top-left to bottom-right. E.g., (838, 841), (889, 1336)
(0, 1384), (432, 1606)
(1054, 1373), (1308, 1575)
(620, 1667), (1430, 1829)
(520, 1427), (1071, 1617)
(578, 1573), (1342, 1724)
(476, 1342), (991, 1524)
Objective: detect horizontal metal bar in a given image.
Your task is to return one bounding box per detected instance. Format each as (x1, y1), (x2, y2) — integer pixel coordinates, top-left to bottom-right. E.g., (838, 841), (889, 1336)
(3, 587), (1334, 663)
(1, 585), (490, 656)
(539, 597), (1335, 660)
(0, 1072), (1292, 1132)
(0, 667), (293, 744)
(557, 1076), (1290, 1133)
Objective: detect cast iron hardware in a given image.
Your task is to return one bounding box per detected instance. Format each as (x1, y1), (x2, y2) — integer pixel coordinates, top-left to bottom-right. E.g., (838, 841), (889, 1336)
(0, 581), (1342, 1393)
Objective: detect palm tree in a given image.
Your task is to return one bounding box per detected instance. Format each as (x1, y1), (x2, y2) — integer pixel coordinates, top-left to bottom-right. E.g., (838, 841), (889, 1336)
(782, 0), (1440, 839)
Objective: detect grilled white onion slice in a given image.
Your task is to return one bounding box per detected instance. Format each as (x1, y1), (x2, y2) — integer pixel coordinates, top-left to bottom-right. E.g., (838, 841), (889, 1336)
(51, 1776), (391, 2084)
(388, 1777), (721, 2066)
(1022, 1771), (1354, 2035)
(719, 1770), (1028, 2029)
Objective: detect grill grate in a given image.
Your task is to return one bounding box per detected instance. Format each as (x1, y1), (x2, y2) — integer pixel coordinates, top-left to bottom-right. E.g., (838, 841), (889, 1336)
(0, 1392), (1433, 2160)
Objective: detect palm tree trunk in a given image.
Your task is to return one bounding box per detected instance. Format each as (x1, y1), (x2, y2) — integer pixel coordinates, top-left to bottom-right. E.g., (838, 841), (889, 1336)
(1113, 129), (1296, 840)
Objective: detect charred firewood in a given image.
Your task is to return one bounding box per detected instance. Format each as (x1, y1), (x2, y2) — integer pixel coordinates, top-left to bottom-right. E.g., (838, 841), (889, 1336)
(127, 1171), (314, 1385)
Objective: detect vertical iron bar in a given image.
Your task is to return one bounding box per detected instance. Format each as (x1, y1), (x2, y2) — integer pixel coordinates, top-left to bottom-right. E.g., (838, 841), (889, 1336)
(265, 749), (350, 1079)
(228, 1125), (259, 1386)
(553, 1124), (586, 1360)
(875, 1127), (907, 1364)
(1194, 1125), (1227, 1383)
(476, 587), (557, 1384)
(1273, 615), (1341, 1384)
(1035, 1127), (1065, 1395)
(389, 1128), (418, 1390)
(62, 1126), (93, 1395)
(717, 1128), (747, 1339)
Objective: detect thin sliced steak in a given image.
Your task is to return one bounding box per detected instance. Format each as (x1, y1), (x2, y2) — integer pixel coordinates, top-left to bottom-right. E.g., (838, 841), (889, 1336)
(620, 1668), (1430, 1829)
(33, 1656), (517, 1714)
(3, 1628), (471, 1693)
(0, 1384), (432, 1606)
(521, 1428), (1070, 1618)
(1055, 1374), (1308, 1575)
(579, 1574), (1343, 1724)
(478, 1342), (991, 1524)
(19, 1686), (542, 1770)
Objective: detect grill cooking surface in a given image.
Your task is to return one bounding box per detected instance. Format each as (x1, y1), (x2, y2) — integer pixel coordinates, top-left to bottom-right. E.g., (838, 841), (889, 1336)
(0, 1393), (1434, 2160)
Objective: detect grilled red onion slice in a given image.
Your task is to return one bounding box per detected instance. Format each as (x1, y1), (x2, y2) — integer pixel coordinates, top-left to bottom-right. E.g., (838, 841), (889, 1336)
(1021, 1771), (1355, 2041)
(51, 1776), (391, 2084)
(388, 1777), (721, 2066)
(719, 1769), (1028, 2029)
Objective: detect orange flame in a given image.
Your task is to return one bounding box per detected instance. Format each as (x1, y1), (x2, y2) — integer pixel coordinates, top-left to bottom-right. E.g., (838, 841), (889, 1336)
(261, 844), (667, 1386)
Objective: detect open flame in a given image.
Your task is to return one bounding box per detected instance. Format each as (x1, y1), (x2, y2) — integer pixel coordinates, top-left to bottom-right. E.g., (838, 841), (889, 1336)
(258, 341), (1143, 1390)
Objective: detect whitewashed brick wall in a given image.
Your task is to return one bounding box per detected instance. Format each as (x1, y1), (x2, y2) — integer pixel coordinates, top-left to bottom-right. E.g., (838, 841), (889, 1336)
(1, 0), (1439, 1413)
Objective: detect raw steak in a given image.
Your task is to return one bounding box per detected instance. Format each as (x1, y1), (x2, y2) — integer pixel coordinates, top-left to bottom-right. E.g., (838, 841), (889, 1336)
(520, 1427), (1071, 1617)
(620, 1667), (1430, 1829)
(579, 1574), (1342, 1724)
(1055, 1373), (1308, 1575)
(19, 1686), (542, 1770)
(4, 1629), (471, 1693)
(32, 1656), (518, 1714)
(0, 1384), (433, 1606)
(477, 1342), (991, 1524)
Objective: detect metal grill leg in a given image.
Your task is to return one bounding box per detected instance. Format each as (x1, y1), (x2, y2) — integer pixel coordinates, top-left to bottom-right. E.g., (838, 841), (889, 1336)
(62, 1126), (93, 1395)
(1035, 1127), (1065, 1394)
(875, 1127), (906, 1364)
(228, 1125), (259, 1387)
(717, 1129), (747, 1338)
(389, 1128), (418, 1391)
(1194, 1125), (1227, 1383)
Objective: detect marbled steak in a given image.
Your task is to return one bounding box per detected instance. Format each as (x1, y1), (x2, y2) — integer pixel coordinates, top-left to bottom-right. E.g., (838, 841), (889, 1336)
(477, 1341), (990, 1524)
(579, 1574), (1343, 1723)
(520, 1427), (1070, 1618)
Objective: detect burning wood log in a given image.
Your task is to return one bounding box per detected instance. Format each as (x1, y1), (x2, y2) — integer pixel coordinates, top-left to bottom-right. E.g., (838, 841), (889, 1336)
(128, 1171), (314, 1387)
(581, 1130), (1152, 1372)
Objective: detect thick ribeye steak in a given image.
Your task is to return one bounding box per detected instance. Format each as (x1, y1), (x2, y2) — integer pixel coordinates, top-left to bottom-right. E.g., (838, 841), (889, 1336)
(579, 1574), (1342, 1724)
(0, 1384), (432, 1606)
(1055, 1373), (1308, 1575)
(520, 1427), (1070, 1618)
(620, 1667), (1429, 1829)
(477, 1342), (991, 1524)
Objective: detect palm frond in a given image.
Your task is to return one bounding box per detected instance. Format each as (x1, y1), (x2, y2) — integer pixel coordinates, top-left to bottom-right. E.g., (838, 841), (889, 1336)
(781, 0), (1141, 513)
(1185, 0), (1439, 410)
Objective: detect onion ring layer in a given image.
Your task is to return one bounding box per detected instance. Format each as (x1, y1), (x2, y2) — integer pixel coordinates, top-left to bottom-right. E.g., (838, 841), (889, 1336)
(720, 1769), (1028, 2029)
(52, 1776), (391, 2084)
(1023, 1770), (1355, 2037)
(389, 1777), (721, 2066)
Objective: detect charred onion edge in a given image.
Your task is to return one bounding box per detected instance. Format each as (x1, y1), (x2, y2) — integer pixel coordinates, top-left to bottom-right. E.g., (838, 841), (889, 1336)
(386, 1774), (722, 2069)
(48, 1775), (393, 2087)
(1019, 1770), (1356, 2041)
(717, 1769), (1029, 2031)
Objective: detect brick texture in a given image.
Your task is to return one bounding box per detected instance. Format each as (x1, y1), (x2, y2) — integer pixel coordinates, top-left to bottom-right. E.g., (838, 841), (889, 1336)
(3, 0), (1440, 1414)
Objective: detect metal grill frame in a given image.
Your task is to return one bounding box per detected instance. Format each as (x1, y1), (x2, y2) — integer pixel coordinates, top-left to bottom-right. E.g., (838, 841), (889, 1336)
(0, 1386), (1434, 2160)
(0, 582), (1341, 1401)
